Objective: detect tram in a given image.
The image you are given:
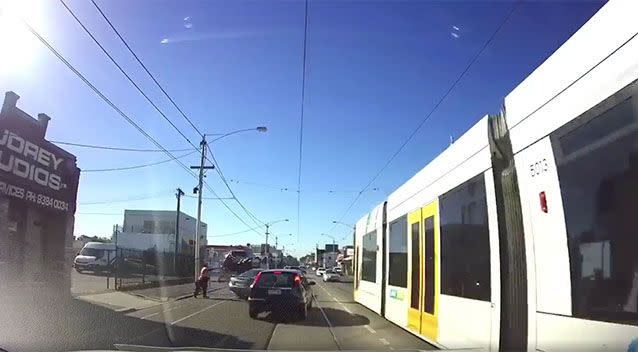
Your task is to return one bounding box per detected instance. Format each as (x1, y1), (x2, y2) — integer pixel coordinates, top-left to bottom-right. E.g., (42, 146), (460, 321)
(353, 0), (638, 350)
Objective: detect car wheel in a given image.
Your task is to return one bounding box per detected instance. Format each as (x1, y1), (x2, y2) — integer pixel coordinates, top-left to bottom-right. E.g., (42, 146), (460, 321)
(249, 305), (259, 319)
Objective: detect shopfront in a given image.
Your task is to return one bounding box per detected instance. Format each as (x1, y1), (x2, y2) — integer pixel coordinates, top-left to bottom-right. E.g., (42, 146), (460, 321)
(0, 91), (80, 292)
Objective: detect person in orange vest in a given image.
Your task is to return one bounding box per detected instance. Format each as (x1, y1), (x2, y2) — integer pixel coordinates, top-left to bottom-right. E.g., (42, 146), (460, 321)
(194, 262), (210, 298)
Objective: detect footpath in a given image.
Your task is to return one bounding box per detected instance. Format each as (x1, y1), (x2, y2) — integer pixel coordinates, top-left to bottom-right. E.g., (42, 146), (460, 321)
(76, 276), (228, 314)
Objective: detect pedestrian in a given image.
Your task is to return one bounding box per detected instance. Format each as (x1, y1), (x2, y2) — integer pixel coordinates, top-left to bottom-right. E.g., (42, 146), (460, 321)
(194, 262), (210, 298)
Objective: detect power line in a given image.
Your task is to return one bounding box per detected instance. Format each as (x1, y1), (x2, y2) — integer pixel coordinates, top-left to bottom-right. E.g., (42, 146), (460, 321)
(227, 178), (382, 194)
(80, 0), (268, 235)
(208, 225), (264, 238)
(24, 15), (263, 236)
(82, 151), (196, 172)
(59, 0), (198, 149)
(21, 16), (197, 181)
(327, 0), (522, 234)
(183, 194), (234, 200)
(89, 0), (204, 138)
(50, 140), (192, 153)
(79, 191), (172, 205)
(205, 144), (264, 227)
(296, 0), (310, 244)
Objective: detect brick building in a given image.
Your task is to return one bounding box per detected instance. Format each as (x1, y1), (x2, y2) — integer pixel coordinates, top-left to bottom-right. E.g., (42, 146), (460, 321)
(0, 92), (80, 293)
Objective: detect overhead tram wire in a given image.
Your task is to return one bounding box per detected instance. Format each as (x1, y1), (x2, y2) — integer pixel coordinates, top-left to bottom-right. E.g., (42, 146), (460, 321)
(326, 0), (522, 234)
(83, 151), (196, 172)
(59, 0), (199, 150)
(296, 0), (310, 244)
(23, 17), (262, 231)
(89, 0), (203, 138)
(50, 140), (192, 153)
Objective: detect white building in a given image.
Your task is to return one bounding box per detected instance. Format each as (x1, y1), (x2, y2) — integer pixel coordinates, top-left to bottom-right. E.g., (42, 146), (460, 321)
(121, 210), (207, 253)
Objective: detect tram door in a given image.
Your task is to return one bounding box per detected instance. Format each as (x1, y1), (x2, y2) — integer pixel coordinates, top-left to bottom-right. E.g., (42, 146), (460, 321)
(407, 201), (439, 341)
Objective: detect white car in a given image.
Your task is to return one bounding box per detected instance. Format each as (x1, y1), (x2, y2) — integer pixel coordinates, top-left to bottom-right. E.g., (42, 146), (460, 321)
(316, 267), (326, 276)
(322, 269), (340, 282)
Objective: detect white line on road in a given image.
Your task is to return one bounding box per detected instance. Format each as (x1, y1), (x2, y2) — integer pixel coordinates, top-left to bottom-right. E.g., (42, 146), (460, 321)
(341, 305), (352, 314)
(314, 295), (342, 350)
(318, 282), (338, 302)
(365, 325), (377, 334)
(379, 338), (390, 345)
(169, 301), (225, 326)
(140, 303), (184, 320)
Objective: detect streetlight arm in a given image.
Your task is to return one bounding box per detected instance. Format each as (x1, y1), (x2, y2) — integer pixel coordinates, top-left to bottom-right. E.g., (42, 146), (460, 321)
(208, 127), (267, 143)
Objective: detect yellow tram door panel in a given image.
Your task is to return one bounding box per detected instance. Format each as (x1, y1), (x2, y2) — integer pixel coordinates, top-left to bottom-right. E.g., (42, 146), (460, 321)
(407, 209), (422, 333)
(420, 201), (439, 341)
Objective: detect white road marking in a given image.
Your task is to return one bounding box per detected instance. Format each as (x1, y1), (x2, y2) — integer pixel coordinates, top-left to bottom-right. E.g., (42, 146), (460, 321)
(379, 338), (390, 345)
(318, 282), (339, 302)
(365, 325), (376, 334)
(341, 305), (352, 314)
(314, 295), (342, 350)
(140, 303), (183, 320)
(169, 301), (225, 325)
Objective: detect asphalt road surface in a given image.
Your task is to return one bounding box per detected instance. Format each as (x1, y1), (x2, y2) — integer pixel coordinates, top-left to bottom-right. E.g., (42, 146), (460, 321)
(1, 273), (435, 351)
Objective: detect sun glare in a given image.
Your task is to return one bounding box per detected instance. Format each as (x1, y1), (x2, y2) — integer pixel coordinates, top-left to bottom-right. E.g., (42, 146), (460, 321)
(0, 0), (43, 76)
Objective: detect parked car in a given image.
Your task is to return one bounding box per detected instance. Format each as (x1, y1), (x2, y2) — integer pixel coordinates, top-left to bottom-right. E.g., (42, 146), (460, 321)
(247, 269), (315, 320)
(228, 268), (261, 299)
(315, 267), (326, 276)
(333, 267), (342, 274)
(322, 268), (340, 282)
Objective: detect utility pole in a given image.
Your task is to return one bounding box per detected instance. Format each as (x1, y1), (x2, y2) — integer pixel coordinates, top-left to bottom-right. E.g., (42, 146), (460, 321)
(265, 224), (270, 269)
(174, 188), (184, 274)
(190, 136), (214, 281)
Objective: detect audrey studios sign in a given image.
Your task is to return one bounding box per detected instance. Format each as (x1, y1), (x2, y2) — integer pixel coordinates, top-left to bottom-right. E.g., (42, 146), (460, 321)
(0, 127), (79, 213)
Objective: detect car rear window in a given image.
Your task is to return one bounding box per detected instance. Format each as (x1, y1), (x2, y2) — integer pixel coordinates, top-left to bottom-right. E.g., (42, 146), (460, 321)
(239, 269), (260, 278)
(255, 272), (297, 288)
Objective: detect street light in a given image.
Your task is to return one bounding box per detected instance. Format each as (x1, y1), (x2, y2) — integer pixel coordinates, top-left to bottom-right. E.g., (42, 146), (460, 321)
(191, 126), (268, 281)
(332, 220), (354, 230)
(208, 126), (268, 143)
(265, 219), (289, 269)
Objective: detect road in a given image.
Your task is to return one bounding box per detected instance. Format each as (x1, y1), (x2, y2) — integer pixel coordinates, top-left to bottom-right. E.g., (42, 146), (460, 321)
(1, 273), (435, 351)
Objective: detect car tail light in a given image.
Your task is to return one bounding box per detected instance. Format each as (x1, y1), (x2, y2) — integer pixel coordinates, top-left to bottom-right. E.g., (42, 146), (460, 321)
(252, 271), (262, 287)
(294, 274), (301, 286)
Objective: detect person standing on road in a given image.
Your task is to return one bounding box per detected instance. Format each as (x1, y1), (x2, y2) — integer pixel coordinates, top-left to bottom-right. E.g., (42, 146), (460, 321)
(194, 263), (210, 298)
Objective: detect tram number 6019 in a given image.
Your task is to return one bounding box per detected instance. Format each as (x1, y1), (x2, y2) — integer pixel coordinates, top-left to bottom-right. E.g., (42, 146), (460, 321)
(530, 158), (548, 177)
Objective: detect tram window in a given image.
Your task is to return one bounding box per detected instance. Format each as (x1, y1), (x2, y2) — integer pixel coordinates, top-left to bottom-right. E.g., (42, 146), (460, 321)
(440, 173), (491, 301)
(410, 222), (420, 310)
(424, 216), (435, 314)
(551, 84), (638, 325)
(389, 215), (408, 287)
(362, 231), (377, 282)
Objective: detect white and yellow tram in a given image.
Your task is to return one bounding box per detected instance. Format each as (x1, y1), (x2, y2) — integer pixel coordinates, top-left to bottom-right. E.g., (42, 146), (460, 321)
(353, 0), (638, 350)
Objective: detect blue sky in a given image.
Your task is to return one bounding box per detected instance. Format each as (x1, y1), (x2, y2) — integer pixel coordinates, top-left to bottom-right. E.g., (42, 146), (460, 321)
(0, 0), (605, 256)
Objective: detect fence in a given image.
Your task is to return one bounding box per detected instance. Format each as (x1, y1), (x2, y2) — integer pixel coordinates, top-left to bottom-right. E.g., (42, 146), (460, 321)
(114, 247), (194, 290)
